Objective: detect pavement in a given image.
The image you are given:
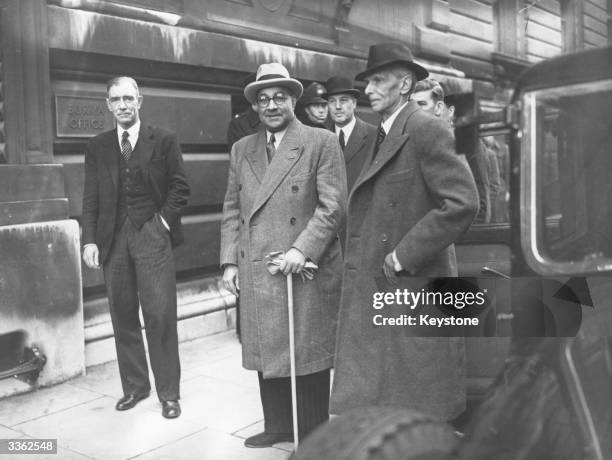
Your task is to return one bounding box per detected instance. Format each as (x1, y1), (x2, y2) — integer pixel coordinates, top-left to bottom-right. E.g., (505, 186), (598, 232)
(0, 331), (293, 460)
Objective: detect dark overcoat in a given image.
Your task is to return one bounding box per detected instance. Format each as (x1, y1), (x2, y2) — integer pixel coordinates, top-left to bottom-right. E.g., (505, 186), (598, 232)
(220, 118), (347, 378)
(343, 117), (377, 192)
(81, 124), (189, 264)
(330, 101), (479, 420)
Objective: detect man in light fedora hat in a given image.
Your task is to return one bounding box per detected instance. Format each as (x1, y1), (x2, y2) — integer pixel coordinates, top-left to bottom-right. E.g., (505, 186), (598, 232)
(331, 43), (479, 422)
(220, 62), (347, 447)
(323, 75), (376, 193)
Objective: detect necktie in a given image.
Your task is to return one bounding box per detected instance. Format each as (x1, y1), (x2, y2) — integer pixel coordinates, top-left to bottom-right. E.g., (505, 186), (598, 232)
(373, 125), (386, 158)
(266, 133), (276, 163)
(121, 131), (132, 162)
(338, 129), (346, 151)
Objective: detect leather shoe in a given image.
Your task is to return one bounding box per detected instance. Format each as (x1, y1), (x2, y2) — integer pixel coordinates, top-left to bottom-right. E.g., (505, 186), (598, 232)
(162, 400), (181, 419)
(115, 392), (150, 411)
(244, 432), (293, 448)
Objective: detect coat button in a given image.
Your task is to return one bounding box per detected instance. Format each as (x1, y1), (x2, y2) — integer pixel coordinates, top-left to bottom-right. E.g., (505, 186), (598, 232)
(240, 250), (245, 258)
(292, 185), (299, 193)
(290, 217), (296, 225)
(381, 233), (388, 242)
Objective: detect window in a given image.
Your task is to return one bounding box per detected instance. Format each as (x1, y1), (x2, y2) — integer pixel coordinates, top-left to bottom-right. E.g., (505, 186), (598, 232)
(521, 78), (612, 274)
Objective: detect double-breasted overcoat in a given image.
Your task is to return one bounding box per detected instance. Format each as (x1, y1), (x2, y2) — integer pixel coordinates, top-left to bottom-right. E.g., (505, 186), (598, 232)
(330, 101), (479, 420)
(220, 118), (347, 378)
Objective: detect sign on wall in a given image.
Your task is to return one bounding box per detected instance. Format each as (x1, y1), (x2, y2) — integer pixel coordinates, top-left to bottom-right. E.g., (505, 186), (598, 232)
(55, 94), (114, 138)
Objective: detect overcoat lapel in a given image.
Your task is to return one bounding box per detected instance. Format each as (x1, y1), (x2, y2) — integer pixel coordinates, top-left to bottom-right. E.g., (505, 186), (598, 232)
(352, 103), (419, 191)
(249, 119), (303, 220)
(343, 118), (367, 165)
(244, 130), (267, 184)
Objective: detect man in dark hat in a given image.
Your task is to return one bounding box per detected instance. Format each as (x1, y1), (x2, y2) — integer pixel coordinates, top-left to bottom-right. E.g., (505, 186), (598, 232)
(227, 72), (262, 149)
(444, 92), (491, 223)
(297, 82), (332, 129)
(220, 62), (346, 447)
(323, 75), (377, 192)
(330, 43), (479, 422)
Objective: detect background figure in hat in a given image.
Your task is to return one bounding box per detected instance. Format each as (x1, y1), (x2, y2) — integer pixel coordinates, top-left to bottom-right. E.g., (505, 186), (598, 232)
(323, 75), (377, 194)
(296, 82), (333, 129)
(443, 93), (492, 223)
(226, 72), (262, 343)
(220, 62), (347, 447)
(227, 72), (262, 150)
(330, 43), (478, 422)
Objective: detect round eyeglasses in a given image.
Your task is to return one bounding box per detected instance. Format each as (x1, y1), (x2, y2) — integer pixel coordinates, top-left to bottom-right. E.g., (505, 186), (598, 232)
(256, 93), (289, 108)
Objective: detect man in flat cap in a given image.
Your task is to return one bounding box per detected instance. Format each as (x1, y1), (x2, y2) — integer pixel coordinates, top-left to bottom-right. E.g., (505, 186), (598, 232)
(331, 43), (478, 422)
(220, 62), (347, 447)
(323, 75), (377, 193)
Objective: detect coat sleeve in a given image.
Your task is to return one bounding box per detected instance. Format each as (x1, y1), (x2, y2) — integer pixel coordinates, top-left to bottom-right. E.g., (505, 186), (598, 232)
(220, 142), (241, 267)
(292, 132), (347, 264)
(159, 133), (190, 227)
(394, 119), (478, 273)
(81, 141), (99, 246)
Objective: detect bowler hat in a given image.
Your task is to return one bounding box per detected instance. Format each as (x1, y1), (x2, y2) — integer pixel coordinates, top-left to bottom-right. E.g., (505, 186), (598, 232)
(355, 42), (429, 82)
(323, 76), (360, 99)
(244, 62), (303, 104)
(301, 82), (327, 105)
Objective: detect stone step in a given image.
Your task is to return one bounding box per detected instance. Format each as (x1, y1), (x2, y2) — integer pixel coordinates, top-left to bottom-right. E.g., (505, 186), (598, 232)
(84, 275), (237, 367)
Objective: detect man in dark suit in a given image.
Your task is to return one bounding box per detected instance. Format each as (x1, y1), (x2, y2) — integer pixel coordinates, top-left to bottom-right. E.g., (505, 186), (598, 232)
(227, 105), (261, 149)
(82, 76), (190, 419)
(227, 73), (262, 149)
(331, 43), (478, 421)
(323, 75), (376, 192)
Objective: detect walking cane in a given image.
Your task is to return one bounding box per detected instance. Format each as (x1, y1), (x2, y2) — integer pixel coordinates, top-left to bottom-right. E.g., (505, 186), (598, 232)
(265, 251), (318, 450)
(286, 272), (299, 448)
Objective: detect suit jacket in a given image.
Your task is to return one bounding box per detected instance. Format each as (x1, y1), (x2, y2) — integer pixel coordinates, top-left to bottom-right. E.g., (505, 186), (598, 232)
(341, 117), (377, 192)
(220, 118), (347, 378)
(330, 101), (479, 420)
(82, 124), (190, 264)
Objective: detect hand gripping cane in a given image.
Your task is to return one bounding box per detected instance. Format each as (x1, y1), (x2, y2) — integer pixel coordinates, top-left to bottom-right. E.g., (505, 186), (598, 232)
(265, 251), (318, 449)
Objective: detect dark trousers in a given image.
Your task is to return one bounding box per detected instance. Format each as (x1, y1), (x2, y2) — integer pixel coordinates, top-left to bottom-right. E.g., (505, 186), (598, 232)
(258, 369), (330, 440)
(103, 216), (180, 401)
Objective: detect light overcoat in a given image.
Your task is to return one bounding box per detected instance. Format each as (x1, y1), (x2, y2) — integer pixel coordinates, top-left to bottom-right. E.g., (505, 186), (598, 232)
(220, 118), (347, 378)
(330, 101), (479, 420)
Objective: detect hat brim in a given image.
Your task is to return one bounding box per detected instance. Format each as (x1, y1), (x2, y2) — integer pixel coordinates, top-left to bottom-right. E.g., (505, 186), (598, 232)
(355, 60), (429, 82)
(244, 78), (303, 104)
(302, 96), (328, 105)
(322, 89), (360, 99)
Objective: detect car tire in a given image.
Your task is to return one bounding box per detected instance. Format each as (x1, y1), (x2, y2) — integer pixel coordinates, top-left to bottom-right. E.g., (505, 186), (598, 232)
(291, 406), (459, 460)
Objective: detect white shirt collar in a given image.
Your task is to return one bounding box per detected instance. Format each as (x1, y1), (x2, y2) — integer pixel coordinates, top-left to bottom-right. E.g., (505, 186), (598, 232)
(335, 116), (356, 141)
(117, 120), (141, 148)
(266, 126), (288, 149)
(381, 101), (409, 134)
